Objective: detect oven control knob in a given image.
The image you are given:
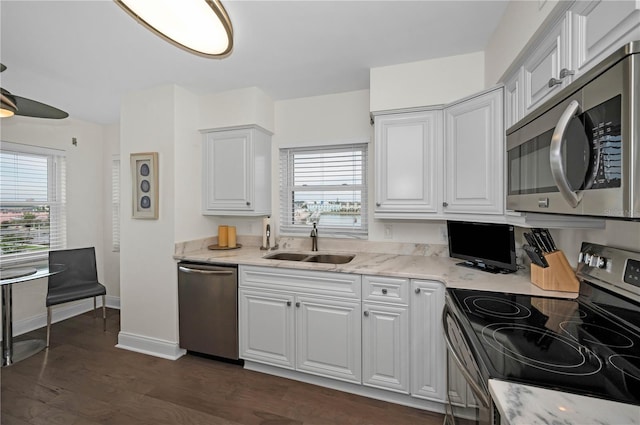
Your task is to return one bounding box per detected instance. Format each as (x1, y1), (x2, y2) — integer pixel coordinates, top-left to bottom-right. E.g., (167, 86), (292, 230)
(583, 253), (593, 265)
(589, 255), (606, 269)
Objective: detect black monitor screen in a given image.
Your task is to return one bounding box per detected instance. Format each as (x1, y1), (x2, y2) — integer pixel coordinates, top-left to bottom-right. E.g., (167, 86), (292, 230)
(447, 221), (517, 273)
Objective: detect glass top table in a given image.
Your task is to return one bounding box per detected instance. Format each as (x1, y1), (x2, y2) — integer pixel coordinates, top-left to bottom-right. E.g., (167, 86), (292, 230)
(1, 263), (65, 366)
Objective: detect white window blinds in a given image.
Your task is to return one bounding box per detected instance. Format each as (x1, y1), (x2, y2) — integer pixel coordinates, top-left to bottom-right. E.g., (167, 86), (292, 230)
(0, 142), (66, 266)
(112, 157), (120, 252)
(279, 144), (368, 238)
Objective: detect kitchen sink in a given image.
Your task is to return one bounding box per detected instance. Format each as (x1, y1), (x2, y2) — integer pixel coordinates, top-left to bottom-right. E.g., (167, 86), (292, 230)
(304, 254), (354, 264)
(263, 252), (310, 261)
(262, 252), (355, 264)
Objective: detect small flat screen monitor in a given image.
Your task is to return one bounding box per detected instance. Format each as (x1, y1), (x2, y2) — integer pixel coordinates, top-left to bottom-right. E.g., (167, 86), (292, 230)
(447, 221), (517, 274)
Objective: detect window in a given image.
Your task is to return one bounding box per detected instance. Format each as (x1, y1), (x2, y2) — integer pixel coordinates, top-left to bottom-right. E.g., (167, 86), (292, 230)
(112, 156), (120, 252)
(280, 143), (368, 238)
(0, 142), (66, 266)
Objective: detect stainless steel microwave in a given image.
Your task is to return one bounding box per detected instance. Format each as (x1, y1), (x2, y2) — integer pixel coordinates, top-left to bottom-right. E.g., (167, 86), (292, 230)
(506, 41), (639, 219)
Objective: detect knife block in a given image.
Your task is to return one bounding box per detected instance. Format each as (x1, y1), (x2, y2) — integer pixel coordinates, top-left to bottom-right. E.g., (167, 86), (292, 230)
(530, 250), (579, 292)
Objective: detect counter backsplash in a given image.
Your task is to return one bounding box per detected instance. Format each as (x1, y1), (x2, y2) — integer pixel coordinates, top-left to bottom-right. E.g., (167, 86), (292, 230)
(175, 235), (448, 258)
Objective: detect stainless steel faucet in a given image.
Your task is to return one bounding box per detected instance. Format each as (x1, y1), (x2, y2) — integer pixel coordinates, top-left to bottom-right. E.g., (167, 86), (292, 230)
(310, 222), (318, 251)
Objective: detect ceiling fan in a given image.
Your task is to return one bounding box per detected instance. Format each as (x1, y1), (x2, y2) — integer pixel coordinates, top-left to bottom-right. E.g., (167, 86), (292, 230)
(0, 63), (68, 119)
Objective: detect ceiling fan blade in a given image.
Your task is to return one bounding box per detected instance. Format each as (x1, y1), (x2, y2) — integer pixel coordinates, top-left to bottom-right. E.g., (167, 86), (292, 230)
(12, 95), (69, 119)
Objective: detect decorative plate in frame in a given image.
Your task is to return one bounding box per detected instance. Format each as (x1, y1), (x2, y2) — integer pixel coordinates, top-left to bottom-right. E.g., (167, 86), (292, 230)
(131, 152), (158, 219)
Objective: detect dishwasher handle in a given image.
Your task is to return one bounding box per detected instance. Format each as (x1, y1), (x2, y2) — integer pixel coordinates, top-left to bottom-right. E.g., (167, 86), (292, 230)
(442, 304), (490, 408)
(178, 266), (235, 276)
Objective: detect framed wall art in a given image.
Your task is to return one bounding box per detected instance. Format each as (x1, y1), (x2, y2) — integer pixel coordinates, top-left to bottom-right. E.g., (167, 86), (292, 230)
(131, 152), (158, 219)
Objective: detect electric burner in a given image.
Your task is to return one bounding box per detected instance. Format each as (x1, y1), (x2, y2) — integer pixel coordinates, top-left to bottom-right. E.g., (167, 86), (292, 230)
(463, 296), (532, 319)
(481, 323), (604, 375)
(609, 354), (640, 381)
(560, 321), (635, 348)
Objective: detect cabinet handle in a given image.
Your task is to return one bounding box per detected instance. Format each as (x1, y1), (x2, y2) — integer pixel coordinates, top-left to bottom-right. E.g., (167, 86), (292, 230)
(442, 202), (448, 207)
(381, 288), (388, 295)
(415, 288), (421, 294)
(287, 301), (292, 307)
(295, 302), (300, 308)
(548, 77), (563, 88)
(363, 311), (369, 317)
(559, 68), (575, 79)
(246, 201), (251, 206)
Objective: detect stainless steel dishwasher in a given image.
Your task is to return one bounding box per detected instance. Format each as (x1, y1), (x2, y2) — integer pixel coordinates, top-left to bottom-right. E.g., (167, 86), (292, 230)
(177, 262), (239, 360)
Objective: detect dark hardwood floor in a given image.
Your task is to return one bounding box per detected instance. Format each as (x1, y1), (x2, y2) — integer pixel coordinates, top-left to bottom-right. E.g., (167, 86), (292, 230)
(1, 309), (444, 425)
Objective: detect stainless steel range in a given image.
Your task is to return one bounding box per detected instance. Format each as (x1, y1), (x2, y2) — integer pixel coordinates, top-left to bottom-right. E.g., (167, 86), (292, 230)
(443, 242), (640, 425)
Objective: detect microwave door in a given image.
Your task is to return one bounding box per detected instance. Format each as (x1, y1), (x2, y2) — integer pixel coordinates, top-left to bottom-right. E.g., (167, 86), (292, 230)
(549, 100), (593, 209)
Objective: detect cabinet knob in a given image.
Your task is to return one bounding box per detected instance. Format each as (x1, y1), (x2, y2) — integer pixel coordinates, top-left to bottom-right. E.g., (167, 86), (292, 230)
(381, 288), (388, 295)
(442, 202), (448, 207)
(246, 201), (251, 206)
(376, 202), (381, 207)
(287, 301), (292, 307)
(295, 302), (301, 308)
(559, 68), (575, 79)
(363, 311), (369, 317)
(548, 77), (563, 88)
(415, 288), (421, 294)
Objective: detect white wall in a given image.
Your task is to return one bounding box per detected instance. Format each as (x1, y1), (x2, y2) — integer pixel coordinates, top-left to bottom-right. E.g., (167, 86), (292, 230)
(370, 51), (485, 112)
(273, 89), (447, 244)
(118, 85), (182, 358)
(1, 116), (110, 328)
(102, 123), (120, 299)
(199, 87), (274, 134)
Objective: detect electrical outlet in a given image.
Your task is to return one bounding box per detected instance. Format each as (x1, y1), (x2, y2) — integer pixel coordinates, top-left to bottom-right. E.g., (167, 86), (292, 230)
(384, 224), (393, 240)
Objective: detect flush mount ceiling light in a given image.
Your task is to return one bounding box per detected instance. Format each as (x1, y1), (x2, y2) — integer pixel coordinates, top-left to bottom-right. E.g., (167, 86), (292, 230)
(114, 0), (233, 58)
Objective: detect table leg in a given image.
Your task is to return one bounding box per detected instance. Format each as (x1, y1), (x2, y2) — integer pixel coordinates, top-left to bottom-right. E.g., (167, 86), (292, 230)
(2, 284), (14, 366)
(2, 283), (47, 367)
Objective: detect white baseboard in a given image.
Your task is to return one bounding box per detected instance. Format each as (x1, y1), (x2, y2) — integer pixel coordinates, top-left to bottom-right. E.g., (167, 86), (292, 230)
(116, 331), (186, 361)
(8, 295), (121, 339)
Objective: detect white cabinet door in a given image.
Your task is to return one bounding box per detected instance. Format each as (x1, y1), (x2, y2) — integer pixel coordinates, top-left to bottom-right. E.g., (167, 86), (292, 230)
(362, 302), (409, 393)
(443, 87), (504, 215)
(296, 295), (362, 383)
(239, 289), (295, 369)
(410, 279), (446, 402)
(523, 13), (572, 114)
(374, 110), (442, 217)
(504, 68), (524, 130)
(572, 0), (640, 77)
(202, 125), (271, 216)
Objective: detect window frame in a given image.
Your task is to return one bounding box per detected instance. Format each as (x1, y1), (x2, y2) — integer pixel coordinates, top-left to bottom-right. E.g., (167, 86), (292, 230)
(0, 141), (66, 267)
(279, 143), (368, 239)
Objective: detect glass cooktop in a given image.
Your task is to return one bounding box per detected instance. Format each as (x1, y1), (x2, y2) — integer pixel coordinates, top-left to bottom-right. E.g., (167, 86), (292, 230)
(447, 281), (640, 406)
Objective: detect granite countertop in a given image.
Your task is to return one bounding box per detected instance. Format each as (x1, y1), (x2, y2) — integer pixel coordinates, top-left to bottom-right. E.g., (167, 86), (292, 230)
(489, 379), (640, 425)
(174, 240), (578, 298)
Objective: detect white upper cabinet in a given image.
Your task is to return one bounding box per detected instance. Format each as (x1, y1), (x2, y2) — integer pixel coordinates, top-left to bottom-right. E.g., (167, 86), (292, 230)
(202, 125), (272, 216)
(523, 12), (572, 115)
(503, 1), (640, 126)
(571, 0), (640, 76)
(443, 87), (504, 215)
(504, 68), (524, 129)
(373, 87), (504, 220)
(374, 110), (442, 218)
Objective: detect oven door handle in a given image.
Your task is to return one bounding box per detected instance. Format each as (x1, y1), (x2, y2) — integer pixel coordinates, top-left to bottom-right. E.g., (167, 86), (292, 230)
(550, 99), (583, 208)
(442, 304), (490, 408)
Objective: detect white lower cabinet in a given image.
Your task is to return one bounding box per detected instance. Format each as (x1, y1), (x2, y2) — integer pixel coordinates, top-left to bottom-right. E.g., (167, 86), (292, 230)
(296, 295), (361, 382)
(239, 266), (362, 383)
(362, 275), (411, 393)
(239, 288), (295, 369)
(240, 267), (448, 408)
(410, 279), (446, 402)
